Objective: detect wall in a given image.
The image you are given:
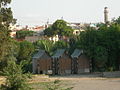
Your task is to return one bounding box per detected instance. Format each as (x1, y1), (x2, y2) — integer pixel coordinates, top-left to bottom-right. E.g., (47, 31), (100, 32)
(59, 54), (71, 75)
(78, 55), (90, 73)
(103, 71), (120, 77)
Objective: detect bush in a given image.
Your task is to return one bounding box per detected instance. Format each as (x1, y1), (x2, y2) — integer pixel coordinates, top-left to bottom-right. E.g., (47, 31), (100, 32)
(0, 61), (31, 90)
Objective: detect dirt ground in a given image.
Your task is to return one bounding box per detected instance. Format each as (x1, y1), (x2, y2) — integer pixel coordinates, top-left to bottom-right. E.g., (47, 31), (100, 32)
(68, 78), (120, 90)
(1, 75), (120, 90)
(48, 75), (120, 90)
(30, 74), (120, 90)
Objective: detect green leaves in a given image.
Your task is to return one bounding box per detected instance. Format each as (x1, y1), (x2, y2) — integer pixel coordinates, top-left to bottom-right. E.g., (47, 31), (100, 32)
(34, 40), (69, 55)
(16, 30), (35, 39)
(78, 23), (120, 71)
(17, 41), (35, 63)
(44, 20), (73, 37)
(1, 60), (31, 90)
(34, 40), (54, 54)
(0, 0), (16, 70)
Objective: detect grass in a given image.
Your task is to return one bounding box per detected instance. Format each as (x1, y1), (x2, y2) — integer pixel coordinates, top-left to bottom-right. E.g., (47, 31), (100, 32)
(29, 82), (52, 90)
(29, 80), (73, 90)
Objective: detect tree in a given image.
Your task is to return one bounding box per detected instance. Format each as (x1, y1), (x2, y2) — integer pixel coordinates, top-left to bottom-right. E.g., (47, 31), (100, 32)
(34, 40), (54, 55)
(0, 0), (16, 70)
(53, 40), (69, 51)
(44, 26), (54, 37)
(16, 41), (35, 72)
(16, 30), (35, 39)
(44, 20), (73, 37)
(34, 40), (69, 55)
(78, 22), (120, 71)
(0, 60), (31, 90)
(17, 41), (34, 62)
(112, 16), (120, 24)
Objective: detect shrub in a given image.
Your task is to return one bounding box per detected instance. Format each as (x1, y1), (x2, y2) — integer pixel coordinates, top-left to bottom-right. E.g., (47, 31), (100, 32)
(0, 61), (31, 90)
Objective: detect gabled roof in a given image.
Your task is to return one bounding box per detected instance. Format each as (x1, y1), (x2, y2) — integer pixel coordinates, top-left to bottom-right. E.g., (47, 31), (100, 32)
(52, 49), (66, 59)
(32, 50), (45, 59)
(71, 49), (83, 58)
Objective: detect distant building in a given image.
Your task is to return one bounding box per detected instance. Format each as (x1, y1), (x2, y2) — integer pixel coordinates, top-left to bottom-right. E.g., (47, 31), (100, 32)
(28, 26), (45, 36)
(25, 36), (40, 43)
(68, 23), (88, 35)
(9, 24), (24, 38)
(49, 35), (59, 42)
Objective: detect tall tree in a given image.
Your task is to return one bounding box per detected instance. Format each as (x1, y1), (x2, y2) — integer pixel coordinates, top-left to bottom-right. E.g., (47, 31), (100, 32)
(0, 0), (16, 70)
(17, 41), (35, 63)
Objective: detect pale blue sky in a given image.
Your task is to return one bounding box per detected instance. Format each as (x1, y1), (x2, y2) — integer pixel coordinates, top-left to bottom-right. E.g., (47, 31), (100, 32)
(11, 0), (120, 26)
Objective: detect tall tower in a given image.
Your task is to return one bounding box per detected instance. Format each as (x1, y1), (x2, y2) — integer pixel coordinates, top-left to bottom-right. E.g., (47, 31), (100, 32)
(104, 7), (109, 24)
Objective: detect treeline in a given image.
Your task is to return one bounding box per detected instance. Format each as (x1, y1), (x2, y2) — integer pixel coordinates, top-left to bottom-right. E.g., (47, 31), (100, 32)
(16, 30), (35, 39)
(2, 19), (120, 73)
(78, 23), (120, 71)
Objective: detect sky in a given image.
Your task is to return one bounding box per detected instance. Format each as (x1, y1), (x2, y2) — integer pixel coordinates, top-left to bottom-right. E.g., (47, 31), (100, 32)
(11, 0), (120, 26)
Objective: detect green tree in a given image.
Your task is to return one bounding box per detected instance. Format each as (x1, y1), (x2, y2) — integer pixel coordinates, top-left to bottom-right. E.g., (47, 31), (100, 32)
(16, 30), (35, 39)
(44, 20), (73, 37)
(78, 22), (120, 71)
(0, 60), (31, 90)
(16, 41), (34, 72)
(17, 41), (34, 62)
(44, 26), (54, 37)
(34, 40), (54, 55)
(53, 40), (69, 51)
(0, 0), (16, 70)
(112, 16), (120, 24)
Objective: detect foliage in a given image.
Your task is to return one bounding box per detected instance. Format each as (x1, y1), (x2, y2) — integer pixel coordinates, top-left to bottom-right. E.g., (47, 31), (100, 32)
(53, 40), (69, 51)
(69, 35), (79, 54)
(17, 41), (35, 62)
(78, 22), (120, 71)
(16, 30), (35, 39)
(44, 26), (54, 37)
(112, 16), (120, 24)
(0, 60), (31, 90)
(15, 41), (35, 73)
(44, 20), (73, 37)
(34, 40), (69, 55)
(34, 40), (54, 54)
(0, 0), (16, 70)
